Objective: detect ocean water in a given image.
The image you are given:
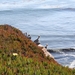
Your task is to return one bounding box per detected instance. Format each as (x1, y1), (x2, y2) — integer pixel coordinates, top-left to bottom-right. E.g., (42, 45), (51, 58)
(0, 0), (75, 68)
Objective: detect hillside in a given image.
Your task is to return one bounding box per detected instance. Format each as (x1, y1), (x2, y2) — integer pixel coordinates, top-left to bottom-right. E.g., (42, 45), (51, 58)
(0, 24), (75, 75)
(0, 24), (56, 63)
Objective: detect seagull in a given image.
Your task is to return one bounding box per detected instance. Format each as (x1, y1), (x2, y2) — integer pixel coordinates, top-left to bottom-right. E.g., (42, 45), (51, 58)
(34, 36), (40, 45)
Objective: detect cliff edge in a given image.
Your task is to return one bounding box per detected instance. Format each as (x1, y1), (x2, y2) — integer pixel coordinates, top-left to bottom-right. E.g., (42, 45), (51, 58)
(0, 24), (74, 75)
(0, 24), (56, 63)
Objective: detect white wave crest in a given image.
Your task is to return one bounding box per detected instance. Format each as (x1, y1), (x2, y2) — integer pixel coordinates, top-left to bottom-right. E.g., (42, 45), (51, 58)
(69, 60), (75, 68)
(63, 53), (75, 57)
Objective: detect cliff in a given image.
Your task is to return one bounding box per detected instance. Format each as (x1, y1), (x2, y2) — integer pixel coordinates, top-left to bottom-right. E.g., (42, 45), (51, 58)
(0, 24), (56, 63)
(0, 24), (75, 75)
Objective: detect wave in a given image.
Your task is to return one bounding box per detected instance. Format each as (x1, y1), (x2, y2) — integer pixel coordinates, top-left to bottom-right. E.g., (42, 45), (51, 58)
(48, 48), (75, 53)
(54, 55), (68, 59)
(69, 60), (75, 68)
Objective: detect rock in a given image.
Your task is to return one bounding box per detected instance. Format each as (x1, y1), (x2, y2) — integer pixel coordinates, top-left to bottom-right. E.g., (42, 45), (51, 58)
(38, 44), (54, 59)
(42, 47), (54, 59)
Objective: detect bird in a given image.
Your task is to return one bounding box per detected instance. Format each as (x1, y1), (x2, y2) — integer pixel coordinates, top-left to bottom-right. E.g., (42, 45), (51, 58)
(27, 34), (31, 39)
(34, 36), (40, 45)
(45, 44), (48, 49)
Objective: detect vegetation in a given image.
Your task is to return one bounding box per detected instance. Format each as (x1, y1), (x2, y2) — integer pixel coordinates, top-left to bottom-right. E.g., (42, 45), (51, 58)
(0, 24), (75, 75)
(0, 54), (75, 75)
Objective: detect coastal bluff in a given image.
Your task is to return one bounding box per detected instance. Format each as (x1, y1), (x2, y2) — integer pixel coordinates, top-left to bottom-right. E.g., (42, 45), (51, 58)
(0, 24), (56, 63)
(0, 24), (75, 75)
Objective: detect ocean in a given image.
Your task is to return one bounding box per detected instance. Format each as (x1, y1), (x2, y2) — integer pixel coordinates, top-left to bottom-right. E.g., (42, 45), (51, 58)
(0, 0), (75, 68)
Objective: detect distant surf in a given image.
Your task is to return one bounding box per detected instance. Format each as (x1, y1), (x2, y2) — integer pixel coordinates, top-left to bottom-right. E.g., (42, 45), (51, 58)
(0, 0), (75, 11)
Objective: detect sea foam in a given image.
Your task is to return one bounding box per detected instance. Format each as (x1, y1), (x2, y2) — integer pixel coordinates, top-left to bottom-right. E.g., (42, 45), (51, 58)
(69, 60), (75, 68)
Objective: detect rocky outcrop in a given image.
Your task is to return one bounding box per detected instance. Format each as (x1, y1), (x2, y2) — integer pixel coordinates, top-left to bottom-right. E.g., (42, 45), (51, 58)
(38, 44), (54, 59)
